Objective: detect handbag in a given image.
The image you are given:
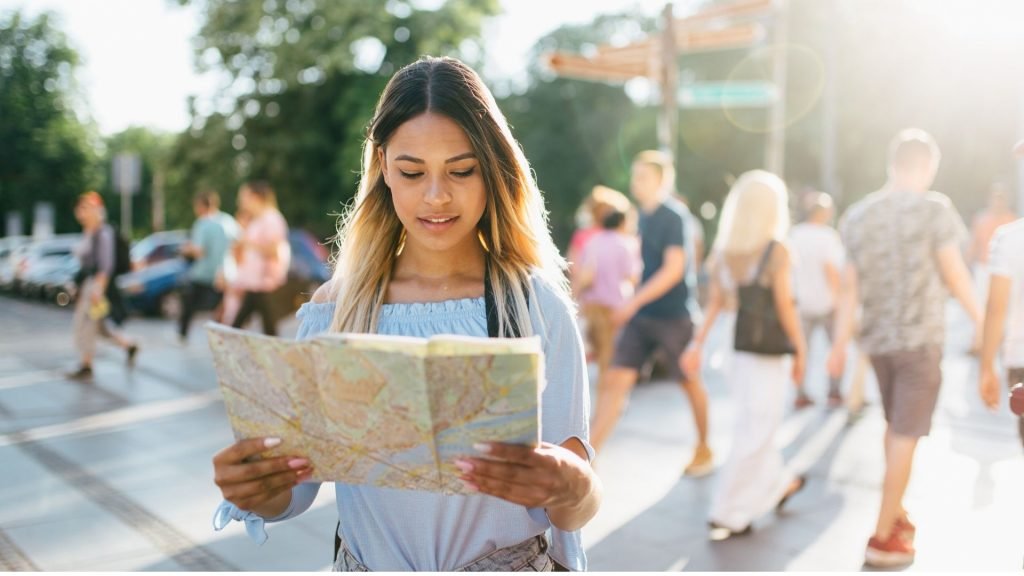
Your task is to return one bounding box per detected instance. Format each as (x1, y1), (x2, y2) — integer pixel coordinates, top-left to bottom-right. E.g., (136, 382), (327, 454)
(733, 241), (795, 356)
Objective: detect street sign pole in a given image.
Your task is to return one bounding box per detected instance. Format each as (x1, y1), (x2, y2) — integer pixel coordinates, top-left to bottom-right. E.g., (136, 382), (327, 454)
(765, 0), (788, 177)
(113, 154), (142, 236)
(658, 3), (678, 161)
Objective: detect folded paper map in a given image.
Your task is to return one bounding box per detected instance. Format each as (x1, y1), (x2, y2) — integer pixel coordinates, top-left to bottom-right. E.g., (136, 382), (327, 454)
(206, 323), (542, 494)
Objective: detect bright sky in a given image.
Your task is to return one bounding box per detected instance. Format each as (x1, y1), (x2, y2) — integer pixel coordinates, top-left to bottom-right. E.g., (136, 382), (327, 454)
(0, 0), (667, 136)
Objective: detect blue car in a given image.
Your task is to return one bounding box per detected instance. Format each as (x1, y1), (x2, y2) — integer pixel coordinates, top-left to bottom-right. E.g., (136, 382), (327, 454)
(116, 257), (190, 317)
(116, 229), (330, 318)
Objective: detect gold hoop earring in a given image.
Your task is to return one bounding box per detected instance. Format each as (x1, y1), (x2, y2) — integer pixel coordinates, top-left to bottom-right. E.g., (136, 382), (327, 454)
(395, 228), (407, 256)
(477, 229), (490, 253)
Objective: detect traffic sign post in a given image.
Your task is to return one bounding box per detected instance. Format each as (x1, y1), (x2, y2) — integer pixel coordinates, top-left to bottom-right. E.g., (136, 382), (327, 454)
(112, 153), (141, 236)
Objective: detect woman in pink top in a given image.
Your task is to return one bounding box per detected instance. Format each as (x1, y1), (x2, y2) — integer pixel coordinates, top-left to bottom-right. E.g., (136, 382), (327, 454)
(230, 180), (291, 335)
(575, 209), (641, 380)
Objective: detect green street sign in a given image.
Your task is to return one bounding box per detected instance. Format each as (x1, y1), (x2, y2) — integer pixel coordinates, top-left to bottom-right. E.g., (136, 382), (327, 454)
(678, 82), (778, 108)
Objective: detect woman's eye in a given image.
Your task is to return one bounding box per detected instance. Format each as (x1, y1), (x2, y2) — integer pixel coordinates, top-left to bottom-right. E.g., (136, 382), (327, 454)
(452, 167), (476, 178)
(399, 170), (423, 179)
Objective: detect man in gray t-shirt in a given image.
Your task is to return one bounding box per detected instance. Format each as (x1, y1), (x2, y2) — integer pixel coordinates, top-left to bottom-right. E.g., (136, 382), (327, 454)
(828, 130), (981, 568)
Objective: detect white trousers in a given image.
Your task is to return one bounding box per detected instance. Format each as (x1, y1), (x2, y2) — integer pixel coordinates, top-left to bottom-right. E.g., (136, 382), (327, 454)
(709, 345), (795, 531)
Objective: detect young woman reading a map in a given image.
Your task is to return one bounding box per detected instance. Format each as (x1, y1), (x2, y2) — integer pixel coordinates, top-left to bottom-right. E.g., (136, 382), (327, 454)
(209, 56), (601, 571)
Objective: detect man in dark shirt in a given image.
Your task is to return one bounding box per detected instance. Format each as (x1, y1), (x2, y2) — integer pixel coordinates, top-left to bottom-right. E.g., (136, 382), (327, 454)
(590, 150), (712, 476)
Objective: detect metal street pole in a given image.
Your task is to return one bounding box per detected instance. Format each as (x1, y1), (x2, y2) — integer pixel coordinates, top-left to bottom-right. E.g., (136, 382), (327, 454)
(765, 0), (788, 176)
(821, 1), (839, 202)
(121, 188), (132, 237)
(152, 168), (165, 232)
(658, 2), (678, 160)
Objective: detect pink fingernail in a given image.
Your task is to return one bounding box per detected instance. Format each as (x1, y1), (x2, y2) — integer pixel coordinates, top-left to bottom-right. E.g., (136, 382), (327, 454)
(288, 458), (308, 469)
(461, 480), (479, 492)
(454, 459), (474, 474)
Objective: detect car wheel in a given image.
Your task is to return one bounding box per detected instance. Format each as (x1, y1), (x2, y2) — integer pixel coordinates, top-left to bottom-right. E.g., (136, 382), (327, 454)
(55, 290), (72, 307)
(160, 290), (183, 319)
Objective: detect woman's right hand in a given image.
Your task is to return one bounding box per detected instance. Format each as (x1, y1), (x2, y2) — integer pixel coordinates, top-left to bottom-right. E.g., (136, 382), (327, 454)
(212, 437), (313, 516)
(791, 349), (806, 385)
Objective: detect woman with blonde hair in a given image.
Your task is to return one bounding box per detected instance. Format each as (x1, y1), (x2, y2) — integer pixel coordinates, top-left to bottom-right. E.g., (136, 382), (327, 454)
(682, 170), (807, 537)
(209, 56), (600, 571)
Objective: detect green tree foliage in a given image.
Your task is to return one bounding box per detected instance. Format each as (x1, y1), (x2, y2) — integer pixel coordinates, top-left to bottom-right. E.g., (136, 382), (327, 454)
(0, 10), (99, 235)
(500, 13), (660, 249)
(167, 0), (499, 240)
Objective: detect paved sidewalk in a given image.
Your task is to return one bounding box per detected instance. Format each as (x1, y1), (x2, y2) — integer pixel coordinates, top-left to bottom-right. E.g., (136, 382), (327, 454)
(0, 295), (1020, 571)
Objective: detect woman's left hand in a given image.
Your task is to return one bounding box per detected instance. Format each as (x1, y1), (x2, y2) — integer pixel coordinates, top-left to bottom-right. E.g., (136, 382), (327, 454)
(455, 442), (592, 511)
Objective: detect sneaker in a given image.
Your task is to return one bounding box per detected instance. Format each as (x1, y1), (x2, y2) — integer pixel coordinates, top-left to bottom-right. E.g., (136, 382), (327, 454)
(894, 514), (916, 541)
(776, 475), (807, 511)
(708, 520), (751, 541)
(794, 393), (814, 410)
(683, 445), (714, 477)
(865, 533), (915, 568)
(65, 365), (93, 380)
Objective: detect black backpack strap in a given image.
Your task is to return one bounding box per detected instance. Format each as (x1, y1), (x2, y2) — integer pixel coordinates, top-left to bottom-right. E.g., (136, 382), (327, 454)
(753, 240), (776, 284)
(334, 522), (341, 563)
(484, 260), (529, 338)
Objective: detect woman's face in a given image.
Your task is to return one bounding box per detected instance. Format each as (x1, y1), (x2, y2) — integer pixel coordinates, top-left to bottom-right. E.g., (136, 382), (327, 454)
(380, 112), (487, 259)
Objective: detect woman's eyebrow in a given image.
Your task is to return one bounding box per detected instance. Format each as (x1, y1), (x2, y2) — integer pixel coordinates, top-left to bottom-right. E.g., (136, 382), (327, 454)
(393, 152), (476, 164)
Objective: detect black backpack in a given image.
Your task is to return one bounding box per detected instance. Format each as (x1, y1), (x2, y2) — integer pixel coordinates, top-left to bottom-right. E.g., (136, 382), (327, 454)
(111, 225), (132, 277)
(332, 267), (530, 564)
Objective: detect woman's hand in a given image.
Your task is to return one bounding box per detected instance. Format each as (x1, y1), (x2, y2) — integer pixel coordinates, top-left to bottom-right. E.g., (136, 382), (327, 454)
(454, 441), (600, 530)
(792, 348), (806, 385)
(212, 437), (313, 517)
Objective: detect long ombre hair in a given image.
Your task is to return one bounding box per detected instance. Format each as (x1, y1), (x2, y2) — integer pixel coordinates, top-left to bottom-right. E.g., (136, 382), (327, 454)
(713, 170), (790, 256)
(328, 56), (567, 336)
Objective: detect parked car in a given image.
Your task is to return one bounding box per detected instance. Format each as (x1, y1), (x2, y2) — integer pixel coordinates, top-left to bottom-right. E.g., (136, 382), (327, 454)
(0, 236), (32, 291)
(116, 229), (330, 319)
(11, 235), (82, 296)
(130, 230), (188, 270)
(117, 257), (189, 317)
(22, 252), (79, 300)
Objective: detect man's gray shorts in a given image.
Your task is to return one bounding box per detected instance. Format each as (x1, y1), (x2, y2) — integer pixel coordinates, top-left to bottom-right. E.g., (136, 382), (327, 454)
(869, 346), (942, 438)
(612, 315), (694, 382)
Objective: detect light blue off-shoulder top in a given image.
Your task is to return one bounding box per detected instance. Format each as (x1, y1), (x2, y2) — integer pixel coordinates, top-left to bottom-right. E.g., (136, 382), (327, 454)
(212, 274), (594, 570)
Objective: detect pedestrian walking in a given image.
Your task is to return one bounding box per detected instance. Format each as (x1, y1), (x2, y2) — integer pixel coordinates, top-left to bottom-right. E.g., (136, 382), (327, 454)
(210, 56), (601, 571)
(681, 170), (808, 538)
(179, 190), (239, 341)
(827, 129), (984, 568)
(979, 217), (1024, 446)
(574, 207), (641, 385)
(230, 181), (290, 336)
(967, 182), (1016, 340)
(589, 150), (712, 477)
(789, 191), (845, 408)
(66, 191), (138, 379)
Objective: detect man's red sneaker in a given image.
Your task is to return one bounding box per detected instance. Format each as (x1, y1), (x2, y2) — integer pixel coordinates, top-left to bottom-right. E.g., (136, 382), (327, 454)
(894, 514), (916, 541)
(865, 533), (915, 568)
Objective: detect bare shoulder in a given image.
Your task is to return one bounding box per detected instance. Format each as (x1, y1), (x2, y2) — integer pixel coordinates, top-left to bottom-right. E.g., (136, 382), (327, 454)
(770, 241), (793, 269)
(311, 278), (338, 304)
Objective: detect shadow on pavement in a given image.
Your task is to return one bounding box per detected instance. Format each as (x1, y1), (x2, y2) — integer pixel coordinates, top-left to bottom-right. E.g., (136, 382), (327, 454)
(586, 408), (856, 571)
